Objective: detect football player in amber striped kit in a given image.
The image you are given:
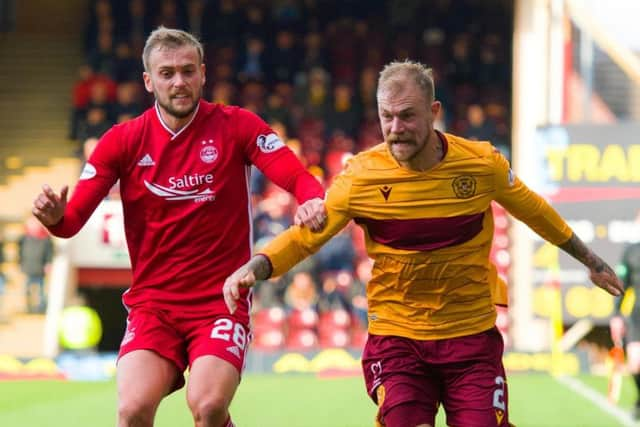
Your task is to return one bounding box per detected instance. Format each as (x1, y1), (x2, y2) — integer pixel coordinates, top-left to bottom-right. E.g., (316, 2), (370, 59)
(224, 60), (623, 427)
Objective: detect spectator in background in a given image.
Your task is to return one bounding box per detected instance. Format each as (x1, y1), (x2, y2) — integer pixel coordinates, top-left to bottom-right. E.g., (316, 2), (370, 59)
(284, 271), (318, 312)
(465, 103), (497, 142)
(70, 64), (116, 140)
(88, 29), (117, 77)
(115, 0), (153, 47)
(325, 83), (361, 139)
(186, 0), (206, 40)
(113, 41), (143, 83)
(153, 0), (187, 31)
(210, 81), (237, 106)
(76, 106), (112, 149)
(610, 241), (640, 419)
(293, 66), (330, 122)
(19, 216), (53, 314)
(300, 30), (328, 73)
(113, 81), (143, 123)
(86, 0), (114, 53)
(262, 93), (291, 129)
(268, 29), (300, 84)
(237, 36), (267, 83)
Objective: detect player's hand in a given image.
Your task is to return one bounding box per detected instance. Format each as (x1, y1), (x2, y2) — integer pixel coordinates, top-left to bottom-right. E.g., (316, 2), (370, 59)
(610, 315), (625, 345)
(223, 264), (257, 314)
(294, 197), (326, 232)
(589, 263), (624, 296)
(33, 184), (68, 226)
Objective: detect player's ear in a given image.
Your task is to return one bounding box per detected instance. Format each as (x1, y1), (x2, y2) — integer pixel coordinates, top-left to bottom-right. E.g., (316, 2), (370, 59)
(430, 100), (441, 117)
(142, 72), (153, 93)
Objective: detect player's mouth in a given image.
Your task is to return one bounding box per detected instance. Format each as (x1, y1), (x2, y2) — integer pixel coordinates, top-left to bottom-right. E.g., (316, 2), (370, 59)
(390, 140), (415, 147)
(171, 93), (191, 100)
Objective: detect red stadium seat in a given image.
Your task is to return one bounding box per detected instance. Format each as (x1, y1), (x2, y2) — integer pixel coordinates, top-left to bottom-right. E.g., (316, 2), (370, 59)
(318, 309), (351, 332)
(318, 309), (352, 348)
(252, 328), (285, 351)
(287, 308), (319, 330)
(251, 307), (287, 351)
(285, 329), (318, 351)
(319, 328), (350, 348)
(252, 307), (286, 331)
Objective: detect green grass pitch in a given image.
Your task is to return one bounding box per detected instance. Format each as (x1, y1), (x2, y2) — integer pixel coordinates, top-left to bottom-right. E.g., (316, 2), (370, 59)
(0, 373), (636, 426)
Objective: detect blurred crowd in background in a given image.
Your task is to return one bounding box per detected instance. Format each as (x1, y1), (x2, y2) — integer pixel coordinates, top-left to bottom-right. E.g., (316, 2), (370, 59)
(32, 0), (514, 351)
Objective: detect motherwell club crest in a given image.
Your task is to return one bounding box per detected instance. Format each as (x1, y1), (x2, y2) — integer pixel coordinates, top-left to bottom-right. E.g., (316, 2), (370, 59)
(452, 175), (477, 199)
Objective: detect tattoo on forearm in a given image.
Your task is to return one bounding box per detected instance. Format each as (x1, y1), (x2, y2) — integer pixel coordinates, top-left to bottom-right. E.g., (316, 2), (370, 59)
(558, 233), (605, 273)
(248, 255), (272, 280)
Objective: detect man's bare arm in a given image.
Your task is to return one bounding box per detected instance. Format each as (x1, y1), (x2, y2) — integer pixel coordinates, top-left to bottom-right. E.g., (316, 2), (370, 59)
(558, 233), (623, 296)
(223, 255), (272, 313)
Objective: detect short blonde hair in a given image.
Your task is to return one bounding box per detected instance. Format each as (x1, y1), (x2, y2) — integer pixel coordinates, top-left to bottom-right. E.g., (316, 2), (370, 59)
(142, 26), (204, 72)
(377, 60), (435, 103)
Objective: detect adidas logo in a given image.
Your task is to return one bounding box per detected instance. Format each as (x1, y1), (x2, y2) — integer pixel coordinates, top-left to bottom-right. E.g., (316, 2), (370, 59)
(137, 154), (155, 166)
(226, 345), (241, 358)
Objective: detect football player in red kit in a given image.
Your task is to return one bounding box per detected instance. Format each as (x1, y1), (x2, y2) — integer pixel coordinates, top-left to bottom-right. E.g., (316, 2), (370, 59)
(32, 27), (325, 427)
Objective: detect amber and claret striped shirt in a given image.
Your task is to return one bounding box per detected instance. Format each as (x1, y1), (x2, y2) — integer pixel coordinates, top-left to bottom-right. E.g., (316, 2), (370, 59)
(261, 132), (572, 340)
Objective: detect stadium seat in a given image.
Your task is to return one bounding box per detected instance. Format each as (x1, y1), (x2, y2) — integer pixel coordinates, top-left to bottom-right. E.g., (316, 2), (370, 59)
(285, 328), (318, 351)
(318, 328), (350, 348)
(252, 328), (285, 351)
(318, 309), (352, 348)
(251, 307), (286, 331)
(287, 308), (319, 330)
(251, 307), (287, 351)
(318, 309), (351, 332)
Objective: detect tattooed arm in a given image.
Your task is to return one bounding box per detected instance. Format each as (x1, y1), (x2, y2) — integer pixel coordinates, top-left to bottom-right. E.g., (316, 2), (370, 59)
(558, 232), (623, 296)
(223, 255), (273, 314)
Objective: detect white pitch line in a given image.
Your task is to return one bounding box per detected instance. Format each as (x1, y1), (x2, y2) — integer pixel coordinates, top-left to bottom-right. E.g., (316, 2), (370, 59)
(555, 375), (638, 427)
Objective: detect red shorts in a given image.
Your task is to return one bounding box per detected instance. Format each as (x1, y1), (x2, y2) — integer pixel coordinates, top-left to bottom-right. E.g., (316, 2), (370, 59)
(118, 307), (251, 390)
(362, 327), (509, 427)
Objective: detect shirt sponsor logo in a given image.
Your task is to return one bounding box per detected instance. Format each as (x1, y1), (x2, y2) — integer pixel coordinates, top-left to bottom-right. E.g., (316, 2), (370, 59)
(144, 175), (215, 202)
(200, 139), (218, 163)
(137, 154), (155, 166)
(79, 163), (97, 180)
(256, 133), (285, 153)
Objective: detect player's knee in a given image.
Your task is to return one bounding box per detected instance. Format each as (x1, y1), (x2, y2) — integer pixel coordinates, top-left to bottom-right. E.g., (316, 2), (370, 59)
(117, 398), (155, 426)
(188, 393), (230, 424)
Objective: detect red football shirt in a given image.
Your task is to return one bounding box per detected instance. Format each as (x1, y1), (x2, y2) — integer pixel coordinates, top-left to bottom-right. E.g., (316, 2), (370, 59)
(49, 100), (323, 322)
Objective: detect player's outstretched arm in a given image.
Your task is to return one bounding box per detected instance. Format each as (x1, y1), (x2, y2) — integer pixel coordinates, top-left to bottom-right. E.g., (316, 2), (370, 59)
(558, 232), (623, 296)
(294, 197), (327, 232)
(223, 254), (272, 314)
(32, 184), (68, 227)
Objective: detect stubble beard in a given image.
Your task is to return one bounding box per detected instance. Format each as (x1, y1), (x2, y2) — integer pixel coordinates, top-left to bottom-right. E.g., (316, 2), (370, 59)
(156, 89), (201, 119)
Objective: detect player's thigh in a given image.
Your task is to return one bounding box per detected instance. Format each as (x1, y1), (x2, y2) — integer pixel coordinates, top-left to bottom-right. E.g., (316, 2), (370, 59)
(441, 328), (509, 427)
(117, 349), (180, 407)
(184, 315), (248, 408)
(186, 355), (240, 409)
(363, 334), (439, 427)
